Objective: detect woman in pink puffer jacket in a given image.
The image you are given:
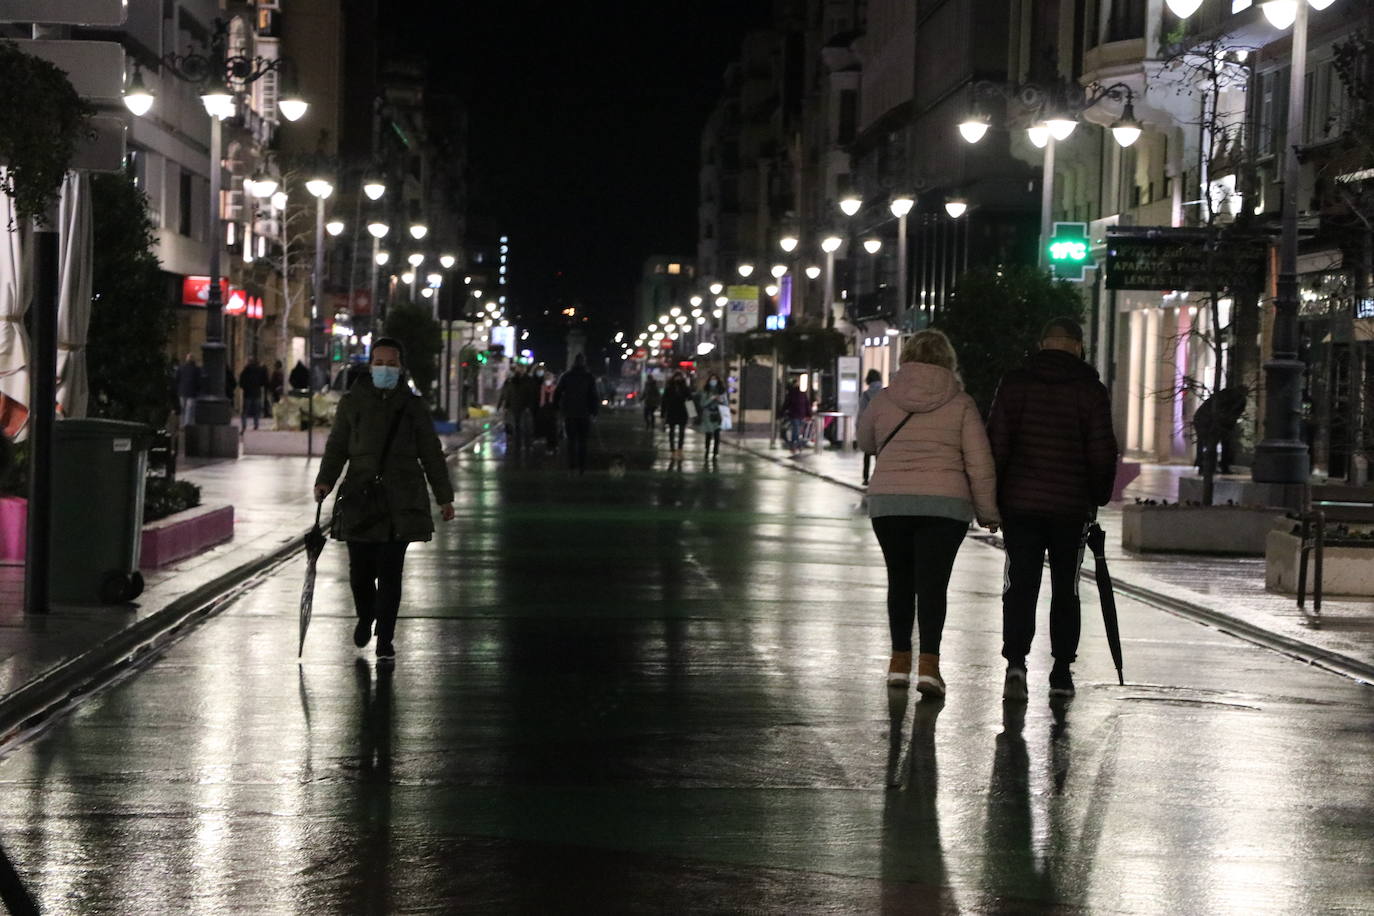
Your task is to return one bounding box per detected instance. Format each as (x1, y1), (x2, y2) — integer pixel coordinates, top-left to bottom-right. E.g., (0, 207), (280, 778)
(856, 329), (1000, 695)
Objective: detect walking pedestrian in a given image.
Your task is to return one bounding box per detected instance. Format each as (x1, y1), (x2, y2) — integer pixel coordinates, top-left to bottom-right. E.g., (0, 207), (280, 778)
(535, 367), (559, 453)
(986, 317), (1118, 700)
(238, 357), (269, 432)
(660, 371), (692, 461)
(858, 368), (884, 486)
(269, 360), (285, 405)
(781, 380), (812, 455)
(641, 377), (661, 431)
(497, 363), (537, 452)
(289, 359), (310, 392)
(313, 337), (456, 662)
(553, 354), (599, 474)
(856, 330), (1000, 694)
(175, 353), (201, 426)
(697, 372), (726, 461)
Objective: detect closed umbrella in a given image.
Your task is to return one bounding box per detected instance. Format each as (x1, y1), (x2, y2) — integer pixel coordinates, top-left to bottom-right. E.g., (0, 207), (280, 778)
(55, 171), (92, 419)
(1083, 523), (1125, 685)
(298, 502), (327, 658)
(0, 167), (32, 440)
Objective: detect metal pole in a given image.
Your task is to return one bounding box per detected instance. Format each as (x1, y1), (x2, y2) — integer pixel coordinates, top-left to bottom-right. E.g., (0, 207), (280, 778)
(823, 249), (835, 328)
(1039, 136), (1056, 269)
(194, 115), (231, 450)
(1253, 2), (1312, 485)
(891, 211), (908, 377)
(369, 236), (380, 336)
(23, 226), (58, 615)
(308, 195), (325, 460)
(769, 342), (779, 449)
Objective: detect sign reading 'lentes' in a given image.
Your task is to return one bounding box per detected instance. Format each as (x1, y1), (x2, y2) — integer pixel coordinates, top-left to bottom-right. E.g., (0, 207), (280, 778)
(1105, 227), (1267, 293)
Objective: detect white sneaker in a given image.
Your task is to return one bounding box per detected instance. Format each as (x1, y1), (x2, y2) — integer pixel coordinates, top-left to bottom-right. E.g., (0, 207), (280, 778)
(1003, 666), (1029, 701)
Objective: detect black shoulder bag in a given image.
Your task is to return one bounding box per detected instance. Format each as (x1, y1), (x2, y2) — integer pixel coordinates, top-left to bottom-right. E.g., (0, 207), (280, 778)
(332, 401), (408, 538)
(878, 413), (914, 455)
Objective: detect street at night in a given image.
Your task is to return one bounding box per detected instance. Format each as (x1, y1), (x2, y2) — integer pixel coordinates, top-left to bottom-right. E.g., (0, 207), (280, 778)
(1, 419), (1371, 913)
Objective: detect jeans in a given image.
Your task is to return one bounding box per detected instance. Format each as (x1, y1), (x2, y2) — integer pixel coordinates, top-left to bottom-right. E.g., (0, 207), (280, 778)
(871, 515), (968, 654)
(565, 416), (591, 472)
(347, 541), (409, 645)
(241, 394), (262, 431)
(1001, 515), (1087, 667)
(787, 418), (805, 450)
(667, 421), (686, 451)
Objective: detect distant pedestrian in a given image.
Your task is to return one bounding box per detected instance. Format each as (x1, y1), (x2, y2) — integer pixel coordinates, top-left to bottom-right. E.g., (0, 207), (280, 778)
(497, 363), (537, 452)
(553, 354), (599, 474)
(858, 368), (884, 486)
(781, 381), (812, 455)
(535, 367), (559, 453)
(238, 357), (269, 431)
(175, 353), (201, 426)
(641, 377), (661, 430)
(289, 360), (310, 392)
(313, 337), (456, 663)
(986, 317), (1119, 701)
(270, 360), (285, 404)
(697, 372), (726, 462)
(857, 329), (999, 695)
(660, 372), (692, 461)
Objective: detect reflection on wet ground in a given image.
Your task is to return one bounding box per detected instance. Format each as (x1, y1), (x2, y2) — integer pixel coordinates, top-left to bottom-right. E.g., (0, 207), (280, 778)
(0, 413), (1371, 913)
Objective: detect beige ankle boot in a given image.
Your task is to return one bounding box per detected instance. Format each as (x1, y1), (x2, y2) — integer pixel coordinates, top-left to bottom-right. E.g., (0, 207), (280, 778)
(887, 651), (912, 686)
(916, 653), (945, 697)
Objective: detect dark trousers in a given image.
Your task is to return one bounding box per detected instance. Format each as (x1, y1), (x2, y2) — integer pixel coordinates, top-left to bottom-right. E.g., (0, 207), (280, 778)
(1001, 515), (1085, 667)
(871, 515), (968, 654)
(644, 405), (657, 430)
(565, 416), (591, 472)
(703, 429), (720, 457)
(347, 541), (409, 644)
(667, 421), (686, 451)
(862, 452), (874, 486)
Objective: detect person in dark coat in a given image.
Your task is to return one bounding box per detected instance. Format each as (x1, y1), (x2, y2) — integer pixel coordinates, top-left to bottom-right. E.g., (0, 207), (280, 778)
(314, 337), (456, 662)
(497, 363), (538, 452)
(270, 360), (286, 404)
(781, 381), (812, 455)
(553, 354), (600, 474)
(858, 368), (884, 486)
(660, 372), (692, 461)
(289, 360), (310, 392)
(238, 357), (269, 431)
(175, 353), (202, 425)
(985, 317), (1119, 700)
(641, 377), (662, 431)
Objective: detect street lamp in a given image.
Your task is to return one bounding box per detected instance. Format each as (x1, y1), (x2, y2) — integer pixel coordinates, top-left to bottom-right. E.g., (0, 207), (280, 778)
(737, 263), (755, 279)
(362, 174), (386, 201)
(122, 66), (154, 116)
(305, 175), (334, 459)
(945, 198), (969, 219)
(839, 195), (863, 217)
(407, 253), (425, 267)
(409, 222), (428, 240)
(325, 219), (345, 237)
(375, 251), (390, 266)
(821, 235), (843, 329)
(440, 254), (456, 269)
(770, 264), (787, 279)
(709, 282), (724, 296)
(958, 113), (990, 144)
(779, 235), (799, 253)
(890, 197), (915, 358)
(1110, 99), (1143, 148)
(690, 295), (703, 307)
(248, 173), (278, 199)
(805, 265), (821, 280)
(863, 238), (882, 255)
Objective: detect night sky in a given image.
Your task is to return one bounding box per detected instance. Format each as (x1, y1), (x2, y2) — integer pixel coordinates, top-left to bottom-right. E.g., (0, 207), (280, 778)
(385, 0), (772, 347)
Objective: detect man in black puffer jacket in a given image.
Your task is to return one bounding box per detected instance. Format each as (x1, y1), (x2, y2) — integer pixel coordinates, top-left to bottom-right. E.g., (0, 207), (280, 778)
(986, 317), (1119, 701)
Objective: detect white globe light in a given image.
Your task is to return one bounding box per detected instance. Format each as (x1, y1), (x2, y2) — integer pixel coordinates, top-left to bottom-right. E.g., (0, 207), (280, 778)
(821, 235), (843, 253)
(407, 253), (425, 267)
(1308, 0), (1336, 8)
(958, 118), (990, 144)
(1027, 125), (1050, 149)
(690, 295), (703, 306)
(1164, 0), (1204, 16)
(737, 263), (755, 278)
(715, 296), (728, 307)
(440, 254), (456, 269)
(839, 196), (863, 216)
(427, 273), (442, 286)
(1260, 0), (1298, 28)
(670, 306), (681, 316)
(325, 219), (345, 237)
(375, 251), (390, 266)
(1112, 123), (1142, 148)
(305, 178), (334, 199)
(367, 221), (389, 239)
(889, 197), (915, 219)
(200, 85), (235, 120)
(770, 264), (787, 279)
(278, 96), (308, 122)
(713, 309), (723, 319)
(863, 238), (882, 255)
(249, 176), (278, 198)
(658, 314), (670, 324)
(124, 85), (154, 117)
(764, 285), (779, 297)
(401, 271), (415, 284)
(944, 199), (969, 219)
(270, 191), (288, 212)
(805, 265), (822, 280)
(709, 282), (724, 295)
(1045, 117), (1078, 141)
(779, 235), (798, 252)
(409, 223), (428, 240)
(421, 287), (434, 299)
(362, 180), (386, 201)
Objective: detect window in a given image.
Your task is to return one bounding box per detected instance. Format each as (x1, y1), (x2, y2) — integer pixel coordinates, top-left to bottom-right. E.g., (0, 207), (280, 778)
(667, 263), (681, 275)
(1107, 0), (1145, 42)
(179, 169), (193, 237)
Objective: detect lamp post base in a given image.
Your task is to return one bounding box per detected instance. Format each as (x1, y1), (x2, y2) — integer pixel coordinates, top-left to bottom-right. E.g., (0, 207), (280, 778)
(1251, 439), (1310, 486)
(185, 396), (240, 459)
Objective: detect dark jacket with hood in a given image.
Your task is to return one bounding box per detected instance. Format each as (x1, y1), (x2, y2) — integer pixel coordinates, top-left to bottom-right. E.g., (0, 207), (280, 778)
(660, 380), (692, 425)
(553, 365), (600, 419)
(316, 374), (455, 543)
(985, 348), (1119, 521)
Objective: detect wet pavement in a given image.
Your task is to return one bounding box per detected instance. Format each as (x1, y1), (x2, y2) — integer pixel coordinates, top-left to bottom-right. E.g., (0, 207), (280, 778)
(1, 412), (1372, 913)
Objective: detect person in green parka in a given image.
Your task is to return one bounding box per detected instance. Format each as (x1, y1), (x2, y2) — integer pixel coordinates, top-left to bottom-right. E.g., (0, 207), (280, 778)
(313, 337), (455, 662)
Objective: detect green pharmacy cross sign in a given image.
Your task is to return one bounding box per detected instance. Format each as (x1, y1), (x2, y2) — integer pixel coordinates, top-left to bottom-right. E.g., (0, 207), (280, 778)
(1047, 221), (1091, 281)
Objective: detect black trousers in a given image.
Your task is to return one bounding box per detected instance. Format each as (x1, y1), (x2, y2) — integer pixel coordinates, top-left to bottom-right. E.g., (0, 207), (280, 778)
(565, 416), (591, 471)
(1001, 515), (1085, 667)
(667, 421), (686, 451)
(703, 429), (720, 457)
(862, 452), (874, 486)
(871, 515), (968, 654)
(644, 405), (657, 430)
(347, 541), (409, 644)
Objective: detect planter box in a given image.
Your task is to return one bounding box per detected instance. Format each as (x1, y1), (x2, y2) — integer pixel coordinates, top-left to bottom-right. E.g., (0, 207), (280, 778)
(1266, 528), (1374, 597)
(1122, 503), (1285, 555)
(140, 504), (234, 569)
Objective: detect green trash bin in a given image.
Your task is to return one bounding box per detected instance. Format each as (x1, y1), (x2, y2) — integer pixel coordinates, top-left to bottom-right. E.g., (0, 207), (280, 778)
(49, 419), (153, 605)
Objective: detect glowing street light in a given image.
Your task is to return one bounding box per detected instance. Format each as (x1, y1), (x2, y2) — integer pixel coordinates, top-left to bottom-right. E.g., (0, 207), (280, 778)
(122, 67), (154, 116)
(839, 195), (863, 217)
(805, 265), (821, 280)
(863, 238), (883, 255)
(779, 235), (799, 253)
(945, 198), (969, 219)
(958, 114), (990, 144)
(821, 235), (843, 253)
(737, 263), (755, 278)
(889, 196), (914, 219)
(367, 220), (389, 239)
(439, 254), (457, 269)
(407, 252), (425, 267)
(375, 251), (391, 266)
(325, 219), (345, 237)
(770, 264), (787, 279)
(409, 223), (428, 240)
(362, 175), (387, 200)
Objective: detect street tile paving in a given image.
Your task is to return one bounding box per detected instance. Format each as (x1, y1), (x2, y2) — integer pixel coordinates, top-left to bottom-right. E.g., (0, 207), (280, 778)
(0, 413), (1371, 913)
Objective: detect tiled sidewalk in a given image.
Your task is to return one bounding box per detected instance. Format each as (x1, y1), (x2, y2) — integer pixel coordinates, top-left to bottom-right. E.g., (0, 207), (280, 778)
(728, 432), (1374, 679)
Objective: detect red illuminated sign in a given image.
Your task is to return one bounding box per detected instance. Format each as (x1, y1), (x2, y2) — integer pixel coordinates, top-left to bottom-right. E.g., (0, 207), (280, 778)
(181, 276), (229, 307)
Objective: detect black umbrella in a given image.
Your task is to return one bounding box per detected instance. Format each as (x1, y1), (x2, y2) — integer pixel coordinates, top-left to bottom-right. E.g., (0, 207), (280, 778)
(1083, 523), (1125, 686)
(298, 502), (327, 659)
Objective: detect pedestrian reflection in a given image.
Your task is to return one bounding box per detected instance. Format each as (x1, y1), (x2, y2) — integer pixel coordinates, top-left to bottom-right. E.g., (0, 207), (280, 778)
(352, 658), (393, 914)
(880, 697), (953, 912)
